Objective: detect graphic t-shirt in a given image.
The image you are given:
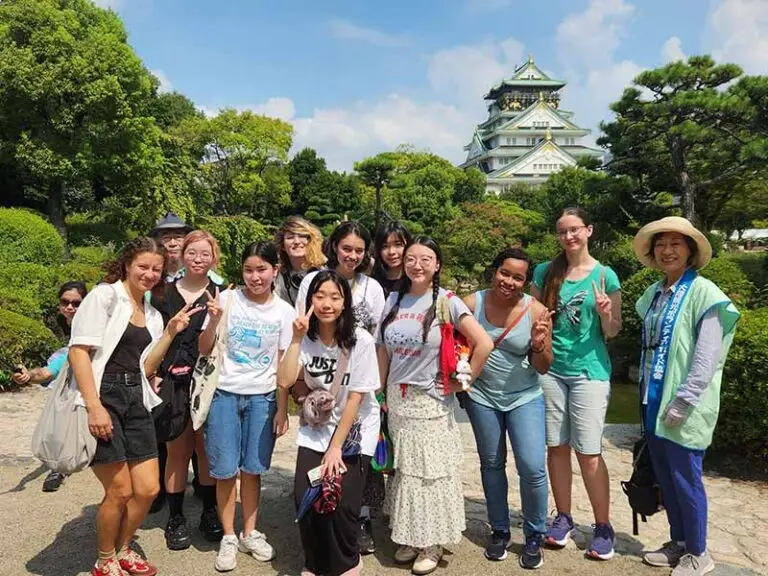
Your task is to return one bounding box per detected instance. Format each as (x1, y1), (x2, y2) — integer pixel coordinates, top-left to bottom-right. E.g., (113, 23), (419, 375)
(296, 328), (380, 456)
(532, 262), (621, 380)
(203, 289), (296, 394)
(378, 288), (470, 392)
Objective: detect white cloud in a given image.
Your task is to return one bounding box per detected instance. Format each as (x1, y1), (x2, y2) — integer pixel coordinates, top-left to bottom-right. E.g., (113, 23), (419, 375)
(661, 36), (686, 63)
(465, 0), (514, 10)
(92, 0), (122, 8)
(249, 97), (296, 121)
(327, 18), (409, 47)
(151, 69), (173, 93)
(705, 0), (768, 73)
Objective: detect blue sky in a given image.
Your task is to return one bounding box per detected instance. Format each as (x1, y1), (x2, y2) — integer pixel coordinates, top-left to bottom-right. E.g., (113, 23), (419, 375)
(100, 0), (768, 171)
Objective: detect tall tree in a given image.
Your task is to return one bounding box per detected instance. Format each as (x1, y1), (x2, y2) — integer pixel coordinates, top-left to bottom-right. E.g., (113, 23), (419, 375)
(354, 154), (395, 229)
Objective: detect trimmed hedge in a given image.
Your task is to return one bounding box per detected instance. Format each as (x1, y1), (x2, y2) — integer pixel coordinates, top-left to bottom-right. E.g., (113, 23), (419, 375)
(0, 208), (64, 266)
(700, 256), (754, 306)
(66, 212), (134, 247)
(200, 215), (273, 282)
(0, 309), (60, 390)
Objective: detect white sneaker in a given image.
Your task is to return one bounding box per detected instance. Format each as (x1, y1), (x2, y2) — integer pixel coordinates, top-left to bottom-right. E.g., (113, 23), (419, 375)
(215, 535), (238, 572)
(394, 545), (420, 564)
(672, 552), (715, 576)
(239, 529), (276, 561)
(412, 545), (443, 575)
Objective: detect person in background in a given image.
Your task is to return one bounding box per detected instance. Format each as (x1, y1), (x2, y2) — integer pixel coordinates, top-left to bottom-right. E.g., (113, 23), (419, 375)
(462, 248), (554, 569)
(151, 231), (224, 550)
(530, 207), (622, 561)
(377, 237), (493, 576)
(279, 269), (380, 576)
(274, 216), (326, 307)
(199, 241), (295, 573)
(12, 281), (88, 492)
(633, 217), (740, 576)
(69, 236), (202, 576)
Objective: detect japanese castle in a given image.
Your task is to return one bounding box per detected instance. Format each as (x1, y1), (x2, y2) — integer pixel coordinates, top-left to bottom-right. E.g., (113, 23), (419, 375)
(460, 55), (603, 192)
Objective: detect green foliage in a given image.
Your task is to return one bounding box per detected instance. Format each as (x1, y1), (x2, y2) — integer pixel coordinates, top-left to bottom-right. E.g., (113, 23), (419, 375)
(0, 309), (59, 390)
(700, 257), (755, 306)
(0, 208), (64, 266)
(71, 245), (115, 267)
(0, 286), (44, 320)
(0, 262), (57, 314)
(199, 215), (272, 282)
(713, 308), (768, 464)
(66, 212), (134, 247)
(524, 235), (560, 266)
(148, 91), (202, 130)
(726, 252), (768, 289)
(592, 235), (643, 281)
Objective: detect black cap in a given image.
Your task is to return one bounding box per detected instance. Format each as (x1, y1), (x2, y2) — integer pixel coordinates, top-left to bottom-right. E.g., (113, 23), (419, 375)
(150, 212), (192, 237)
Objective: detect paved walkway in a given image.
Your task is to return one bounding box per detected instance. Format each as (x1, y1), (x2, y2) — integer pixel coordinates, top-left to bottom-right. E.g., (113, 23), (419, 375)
(1, 387), (766, 576)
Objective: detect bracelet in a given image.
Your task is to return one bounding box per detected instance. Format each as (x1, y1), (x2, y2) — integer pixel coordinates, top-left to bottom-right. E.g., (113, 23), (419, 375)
(531, 345), (545, 354)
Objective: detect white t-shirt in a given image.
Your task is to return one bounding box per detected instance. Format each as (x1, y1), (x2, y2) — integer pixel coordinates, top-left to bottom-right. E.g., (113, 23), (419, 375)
(296, 328), (380, 456)
(203, 289), (295, 395)
(296, 271), (386, 336)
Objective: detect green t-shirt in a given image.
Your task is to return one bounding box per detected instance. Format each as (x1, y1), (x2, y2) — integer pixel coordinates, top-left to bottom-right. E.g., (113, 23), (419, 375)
(532, 261), (620, 381)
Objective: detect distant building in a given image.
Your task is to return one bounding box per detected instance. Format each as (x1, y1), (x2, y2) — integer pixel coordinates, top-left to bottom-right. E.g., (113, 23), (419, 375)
(460, 55), (603, 193)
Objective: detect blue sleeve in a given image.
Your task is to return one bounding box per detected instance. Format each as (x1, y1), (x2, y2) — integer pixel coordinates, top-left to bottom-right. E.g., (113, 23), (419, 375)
(532, 262), (550, 290)
(46, 347), (68, 379)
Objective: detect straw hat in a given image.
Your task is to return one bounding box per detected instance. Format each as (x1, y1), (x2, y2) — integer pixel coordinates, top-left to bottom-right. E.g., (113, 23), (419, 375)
(633, 216), (712, 270)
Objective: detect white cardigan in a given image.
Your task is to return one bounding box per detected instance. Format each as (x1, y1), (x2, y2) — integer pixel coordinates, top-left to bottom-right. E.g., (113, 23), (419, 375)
(69, 280), (163, 411)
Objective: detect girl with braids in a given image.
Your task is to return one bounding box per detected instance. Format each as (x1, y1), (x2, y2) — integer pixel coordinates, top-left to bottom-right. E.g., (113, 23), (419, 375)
(274, 216), (326, 306)
(377, 237), (493, 575)
(529, 207), (622, 562)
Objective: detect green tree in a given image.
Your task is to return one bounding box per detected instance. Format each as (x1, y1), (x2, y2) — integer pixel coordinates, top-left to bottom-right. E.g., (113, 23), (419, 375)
(354, 154), (395, 229)
(148, 91), (202, 130)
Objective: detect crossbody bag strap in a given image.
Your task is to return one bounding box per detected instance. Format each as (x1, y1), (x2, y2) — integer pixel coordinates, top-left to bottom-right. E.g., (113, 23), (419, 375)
(493, 298), (534, 348)
(215, 290), (235, 351)
(328, 349), (350, 399)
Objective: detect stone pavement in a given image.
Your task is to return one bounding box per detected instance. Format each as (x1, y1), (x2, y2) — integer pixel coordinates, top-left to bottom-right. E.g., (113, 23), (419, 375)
(1, 386), (766, 576)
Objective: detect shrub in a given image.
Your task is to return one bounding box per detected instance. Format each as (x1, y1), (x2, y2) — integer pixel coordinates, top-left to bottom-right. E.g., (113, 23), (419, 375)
(700, 257), (754, 307)
(0, 263), (58, 313)
(0, 208), (64, 266)
(525, 236), (560, 266)
(712, 307), (768, 464)
(0, 287), (44, 319)
(593, 235), (643, 281)
(0, 309), (60, 391)
(56, 262), (105, 289)
(199, 215), (273, 282)
(726, 252), (768, 290)
(66, 212), (134, 247)
(71, 245), (115, 268)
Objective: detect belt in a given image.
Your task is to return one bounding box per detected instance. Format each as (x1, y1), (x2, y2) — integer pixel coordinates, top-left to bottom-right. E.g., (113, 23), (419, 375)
(103, 372), (143, 386)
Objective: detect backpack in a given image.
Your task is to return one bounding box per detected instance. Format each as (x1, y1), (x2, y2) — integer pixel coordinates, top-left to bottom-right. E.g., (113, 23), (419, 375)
(621, 436), (664, 535)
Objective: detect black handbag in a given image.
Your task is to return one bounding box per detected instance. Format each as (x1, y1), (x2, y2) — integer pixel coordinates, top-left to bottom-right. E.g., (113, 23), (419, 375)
(621, 436), (664, 535)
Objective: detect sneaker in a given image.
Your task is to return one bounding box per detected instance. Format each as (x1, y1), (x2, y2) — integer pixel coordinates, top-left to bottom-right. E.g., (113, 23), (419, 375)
(215, 535), (238, 572)
(484, 530), (510, 561)
(545, 513), (574, 548)
(358, 517), (376, 555)
(165, 515), (192, 550)
(412, 545), (443, 575)
(238, 529), (275, 562)
(672, 552), (715, 576)
(91, 558), (124, 576)
(42, 471), (65, 492)
(519, 534), (544, 569)
(644, 541), (686, 567)
(118, 549), (158, 576)
(586, 523), (615, 561)
(199, 507), (224, 542)
(394, 545), (420, 564)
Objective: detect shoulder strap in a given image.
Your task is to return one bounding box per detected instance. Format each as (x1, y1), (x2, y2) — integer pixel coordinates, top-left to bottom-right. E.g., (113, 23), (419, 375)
(328, 349), (350, 398)
(216, 291), (235, 348)
(493, 297), (534, 348)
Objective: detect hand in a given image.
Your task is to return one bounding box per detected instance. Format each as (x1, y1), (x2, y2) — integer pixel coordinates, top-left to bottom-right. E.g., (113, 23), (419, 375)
(204, 285), (229, 322)
(592, 273), (612, 320)
(447, 377), (468, 393)
(662, 398), (690, 428)
(87, 402), (113, 441)
(11, 366), (31, 385)
(531, 309), (555, 351)
(151, 376), (162, 394)
(292, 302), (315, 342)
(166, 301), (204, 338)
(321, 444), (346, 478)
(273, 409), (289, 437)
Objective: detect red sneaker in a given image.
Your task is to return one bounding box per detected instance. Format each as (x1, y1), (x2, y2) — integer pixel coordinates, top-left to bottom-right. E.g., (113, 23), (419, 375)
(118, 549), (158, 576)
(91, 557), (125, 576)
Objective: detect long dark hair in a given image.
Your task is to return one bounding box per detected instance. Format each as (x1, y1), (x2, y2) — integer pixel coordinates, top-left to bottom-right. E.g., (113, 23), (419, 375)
(305, 269), (357, 351)
(379, 236), (442, 343)
(485, 247), (534, 284)
(241, 241), (279, 268)
(325, 221), (372, 274)
(371, 220), (412, 286)
(542, 207), (591, 314)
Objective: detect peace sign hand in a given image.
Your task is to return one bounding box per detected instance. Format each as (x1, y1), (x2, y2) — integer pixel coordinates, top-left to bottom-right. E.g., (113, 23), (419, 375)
(592, 272), (612, 320)
(292, 303), (314, 343)
(531, 309), (554, 351)
(166, 301), (204, 338)
(205, 285), (232, 322)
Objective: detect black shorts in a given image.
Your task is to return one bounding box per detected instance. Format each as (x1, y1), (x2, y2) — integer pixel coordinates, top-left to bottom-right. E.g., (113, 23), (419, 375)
(92, 373), (158, 466)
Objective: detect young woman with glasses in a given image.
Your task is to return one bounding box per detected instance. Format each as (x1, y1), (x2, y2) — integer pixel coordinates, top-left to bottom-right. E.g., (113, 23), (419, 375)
(274, 216), (326, 307)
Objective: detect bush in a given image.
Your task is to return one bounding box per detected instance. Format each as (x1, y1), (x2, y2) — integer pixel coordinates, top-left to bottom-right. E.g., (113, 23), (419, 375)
(700, 257), (754, 307)
(0, 263), (58, 312)
(66, 212), (134, 247)
(0, 309), (60, 391)
(712, 307), (768, 464)
(593, 235), (643, 281)
(0, 287), (45, 319)
(525, 235), (560, 266)
(199, 215), (273, 282)
(726, 252), (768, 289)
(0, 208), (64, 266)
(56, 262), (105, 289)
(71, 245), (115, 267)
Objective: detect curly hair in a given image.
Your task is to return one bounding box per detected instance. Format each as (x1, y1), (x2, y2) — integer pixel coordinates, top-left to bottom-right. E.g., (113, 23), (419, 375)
(275, 216), (326, 272)
(103, 236), (167, 297)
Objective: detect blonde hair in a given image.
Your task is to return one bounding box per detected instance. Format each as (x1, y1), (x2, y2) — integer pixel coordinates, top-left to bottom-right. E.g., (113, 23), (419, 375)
(183, 230), (221, 268)
(275, 216), (326, 271)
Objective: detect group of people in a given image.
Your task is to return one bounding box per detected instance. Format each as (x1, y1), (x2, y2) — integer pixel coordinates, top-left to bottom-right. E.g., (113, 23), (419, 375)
(18, 208), (739, 576)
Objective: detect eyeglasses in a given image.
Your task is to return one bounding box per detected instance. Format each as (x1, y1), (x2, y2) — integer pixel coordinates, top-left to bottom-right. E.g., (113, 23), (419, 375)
(161, 232), (185, 241)
(60, 299), (82, 308)
(184, 250), (213, 261)
(404, 256), (436, 267)
(285, 233), (311, 244)
(556, 225), (587, 238)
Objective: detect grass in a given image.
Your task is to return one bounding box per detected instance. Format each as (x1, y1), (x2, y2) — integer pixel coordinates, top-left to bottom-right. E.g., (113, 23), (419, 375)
(606, 380), (641, 424)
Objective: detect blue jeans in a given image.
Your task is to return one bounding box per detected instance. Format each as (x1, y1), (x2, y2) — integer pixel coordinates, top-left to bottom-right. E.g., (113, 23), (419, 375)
(465, 394), (548, 537)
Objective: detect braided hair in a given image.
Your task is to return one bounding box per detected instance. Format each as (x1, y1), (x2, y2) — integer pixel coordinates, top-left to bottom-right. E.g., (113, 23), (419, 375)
(378, 236), (442, 344)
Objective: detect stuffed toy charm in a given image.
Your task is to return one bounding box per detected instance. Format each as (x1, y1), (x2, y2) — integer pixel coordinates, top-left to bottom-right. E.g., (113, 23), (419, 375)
(455, 345), (472, 391)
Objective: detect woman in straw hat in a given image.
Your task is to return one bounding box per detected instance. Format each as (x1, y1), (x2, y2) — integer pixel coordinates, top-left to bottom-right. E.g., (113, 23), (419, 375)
(633, 217), (740, 576)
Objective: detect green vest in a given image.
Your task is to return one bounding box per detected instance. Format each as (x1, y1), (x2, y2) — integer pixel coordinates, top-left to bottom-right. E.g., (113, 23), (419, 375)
(636, 276), (740, 450)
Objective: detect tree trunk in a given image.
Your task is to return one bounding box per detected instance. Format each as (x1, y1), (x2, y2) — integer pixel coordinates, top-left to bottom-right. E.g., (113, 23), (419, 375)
(681, 174), (696, 224)
(669, 135), (696, 224)
(48, 180), (70, 258)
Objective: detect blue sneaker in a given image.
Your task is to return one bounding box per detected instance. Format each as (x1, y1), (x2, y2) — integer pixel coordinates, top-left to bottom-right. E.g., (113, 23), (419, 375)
(519, 534), (544, 569)
(545, 513), (573, 548)
(586, 523), (615, 560)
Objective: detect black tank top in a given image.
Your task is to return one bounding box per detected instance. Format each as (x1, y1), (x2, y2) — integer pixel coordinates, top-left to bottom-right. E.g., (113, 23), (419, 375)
(104, 323), (152, 374)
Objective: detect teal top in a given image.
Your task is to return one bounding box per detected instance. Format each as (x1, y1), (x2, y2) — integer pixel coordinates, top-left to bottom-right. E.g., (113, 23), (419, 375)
(468, 292), (542, 411)
(532, 261), (620, 381)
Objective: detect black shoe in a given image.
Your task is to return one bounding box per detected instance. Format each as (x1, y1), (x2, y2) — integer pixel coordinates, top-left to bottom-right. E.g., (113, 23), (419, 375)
(199, 507), (224, 542)
(149, 491), (166, 514)
(165, 515), (192, 550)
(485, 530), (510, 561)
(42, 471), (65, 492)
(519, 534), (544, 570)
(358, 518), (375, 555)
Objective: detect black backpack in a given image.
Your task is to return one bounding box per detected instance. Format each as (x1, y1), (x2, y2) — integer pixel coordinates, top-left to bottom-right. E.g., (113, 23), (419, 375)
(621, 436), (664, 535)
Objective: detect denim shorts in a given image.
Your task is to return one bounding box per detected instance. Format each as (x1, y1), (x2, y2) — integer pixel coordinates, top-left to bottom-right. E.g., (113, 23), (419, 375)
(204, 389), (277, 479)
(539, 372), (610, 455)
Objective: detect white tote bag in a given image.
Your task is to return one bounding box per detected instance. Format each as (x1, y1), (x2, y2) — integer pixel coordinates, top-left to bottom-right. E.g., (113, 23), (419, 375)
(190, 291), (233, 431)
